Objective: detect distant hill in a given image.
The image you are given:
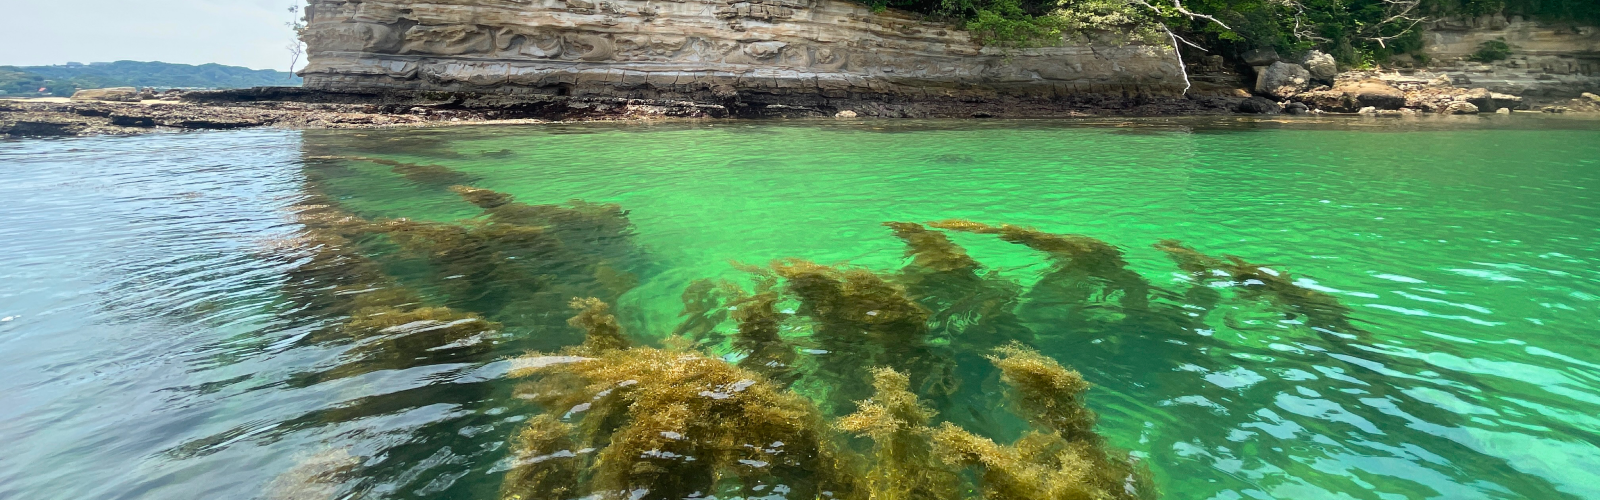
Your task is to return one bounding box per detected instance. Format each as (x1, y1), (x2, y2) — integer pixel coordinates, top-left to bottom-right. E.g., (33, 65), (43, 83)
(0, 61), (300, 97)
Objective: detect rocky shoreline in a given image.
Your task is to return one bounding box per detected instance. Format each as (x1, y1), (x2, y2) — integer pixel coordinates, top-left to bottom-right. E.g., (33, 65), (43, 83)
(3, 86), (1248, 138)
(4, 79), (1597, 138)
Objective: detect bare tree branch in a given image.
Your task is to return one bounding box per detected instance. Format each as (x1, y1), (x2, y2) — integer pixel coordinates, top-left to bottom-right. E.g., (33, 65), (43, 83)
(1127, 0), (1232, 95)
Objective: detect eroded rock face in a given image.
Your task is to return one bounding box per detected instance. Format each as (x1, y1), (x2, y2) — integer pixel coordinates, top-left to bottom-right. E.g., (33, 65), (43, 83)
(298, 0), (1186, 102)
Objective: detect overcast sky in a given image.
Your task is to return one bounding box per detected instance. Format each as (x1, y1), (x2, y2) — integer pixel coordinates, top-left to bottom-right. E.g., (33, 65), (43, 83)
(0, 0), (302, 70)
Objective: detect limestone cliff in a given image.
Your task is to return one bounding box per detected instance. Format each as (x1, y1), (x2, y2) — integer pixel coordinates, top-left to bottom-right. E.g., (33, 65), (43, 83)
(1420, 15), (1600, 97)
(297, 0), (1188, 105)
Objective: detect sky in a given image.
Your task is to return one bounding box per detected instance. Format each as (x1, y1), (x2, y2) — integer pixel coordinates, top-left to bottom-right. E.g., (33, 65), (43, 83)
(0, 0), (302, 71)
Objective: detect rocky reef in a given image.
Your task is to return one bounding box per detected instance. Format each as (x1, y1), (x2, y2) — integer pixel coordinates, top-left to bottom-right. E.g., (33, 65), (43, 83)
(296, 0), (1208, 115)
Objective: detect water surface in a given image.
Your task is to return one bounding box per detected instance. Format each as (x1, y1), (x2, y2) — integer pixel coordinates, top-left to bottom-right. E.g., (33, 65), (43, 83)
(2, 116), (1599, 500)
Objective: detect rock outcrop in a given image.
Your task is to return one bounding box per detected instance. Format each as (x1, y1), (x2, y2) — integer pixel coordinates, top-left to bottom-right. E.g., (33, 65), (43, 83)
(1293, 80), (1407, 112)
(1419, 15), (1600, 97)
(1256, 61), (1311, 98)
(297, 0), (1189, 108)
(70, 87), (141, 102)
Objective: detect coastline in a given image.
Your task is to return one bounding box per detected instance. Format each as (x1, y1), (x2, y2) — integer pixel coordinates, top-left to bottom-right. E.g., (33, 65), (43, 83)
(5, 85), (1596, 138)
(3, 86), (1245, 138)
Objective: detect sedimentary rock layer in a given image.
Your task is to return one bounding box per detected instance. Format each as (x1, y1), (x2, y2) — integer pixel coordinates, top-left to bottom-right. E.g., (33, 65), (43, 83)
(298, 0), (1187, 102)
(1422, 15), (1600, 96)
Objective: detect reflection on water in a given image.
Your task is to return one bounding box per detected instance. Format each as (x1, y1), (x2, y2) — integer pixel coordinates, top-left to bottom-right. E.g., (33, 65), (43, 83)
(1, 117), (1599, 500)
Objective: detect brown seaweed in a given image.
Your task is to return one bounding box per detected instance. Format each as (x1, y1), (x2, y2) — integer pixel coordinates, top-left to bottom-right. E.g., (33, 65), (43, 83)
(505, 303), (864, 500)
(835, 368), (963, 500)
(1154, 239), (1361, 334)
(931, 344), (1154, 500)
(930, 220), (1151, 314)
(771, 259), (955, 414)
(567, 297), (630, 354)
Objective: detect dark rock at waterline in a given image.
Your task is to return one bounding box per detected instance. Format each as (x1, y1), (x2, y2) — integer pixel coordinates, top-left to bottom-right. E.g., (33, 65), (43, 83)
(1236, 96), (1282, 114)
(3, 121), (77, 137)
(110, 114), (156, 127)
(1285, 102), (1311, 115)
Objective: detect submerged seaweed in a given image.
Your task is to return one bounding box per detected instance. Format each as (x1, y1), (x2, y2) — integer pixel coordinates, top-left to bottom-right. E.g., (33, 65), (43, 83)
(1154, 239), (1362, 334)
(240, 156), (1381, 500)
(501, 303), (1154, 500)
(506, 300), (862, 500)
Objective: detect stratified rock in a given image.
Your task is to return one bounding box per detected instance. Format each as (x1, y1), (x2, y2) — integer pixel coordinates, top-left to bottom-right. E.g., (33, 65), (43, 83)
(1294, 80), (1406, 112)
(1303, 51), (1337, 81)
(1236, 96), (1282, 114)
(295, 0), (1192, 105)
(1256, 62), (1311, 98)
(1443, 101), (1480, 114)
(70, 87), (141, 102)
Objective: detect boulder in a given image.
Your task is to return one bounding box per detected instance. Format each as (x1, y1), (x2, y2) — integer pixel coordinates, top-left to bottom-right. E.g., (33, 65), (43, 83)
(1583, 92), (1600, 103)
(1303, 51), (1337, 81)
(70, 87), (141, 102)
(1294, 80), (1406, 112)
(1242, 48), (1280, 67)
(1256, 62), (1311, 98)
(834, 110), (857, 118)
(1495, 107), (1512, 114)
(1285, 101), (1310, 115)
(1442, 101), (1480, 114)
(1236, 96), (1281, 114)
(1358, 106), (1377, 114)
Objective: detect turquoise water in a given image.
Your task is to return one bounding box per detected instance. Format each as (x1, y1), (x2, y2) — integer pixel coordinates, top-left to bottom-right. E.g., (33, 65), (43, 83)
(2, 116), (1599, 500)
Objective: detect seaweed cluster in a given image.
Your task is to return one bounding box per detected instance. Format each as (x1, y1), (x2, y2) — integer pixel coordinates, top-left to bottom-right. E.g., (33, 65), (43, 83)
(202, 152), (653, 497)
(241, 150), (1368, 500)
(492, 220), (1366, 500)
(502, 298), (1151, 500)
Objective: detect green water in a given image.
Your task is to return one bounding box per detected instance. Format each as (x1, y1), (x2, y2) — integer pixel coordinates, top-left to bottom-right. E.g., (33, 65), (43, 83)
(1, 116), (1598, 500)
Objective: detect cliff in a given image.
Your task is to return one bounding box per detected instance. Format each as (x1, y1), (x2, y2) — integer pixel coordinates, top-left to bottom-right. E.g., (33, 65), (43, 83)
(1419, 15), (1600, 97)
(297, 0), (1191, 108)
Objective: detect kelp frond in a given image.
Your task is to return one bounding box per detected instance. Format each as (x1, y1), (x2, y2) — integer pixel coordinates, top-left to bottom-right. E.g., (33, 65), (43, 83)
(731, 291), (799, 385)
(1154, 240), (1359, 332)
(930, 345), (1154, 500)
(837, 368), (962, 500)
(929, 219), (1130, 270)
(989, 344), (1096, 442)
(504, 346), (861, 500)
(501, 415), (582, 500)
(884, 221), (980, 273)
(568, 297), (629, 354)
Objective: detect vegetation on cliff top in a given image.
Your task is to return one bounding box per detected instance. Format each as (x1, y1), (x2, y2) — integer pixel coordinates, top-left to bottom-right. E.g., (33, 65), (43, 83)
(863, 0), (1598, 65)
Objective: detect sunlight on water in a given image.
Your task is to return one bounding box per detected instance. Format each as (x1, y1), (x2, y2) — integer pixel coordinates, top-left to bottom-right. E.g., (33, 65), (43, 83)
(1, 116), (1599, 500)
